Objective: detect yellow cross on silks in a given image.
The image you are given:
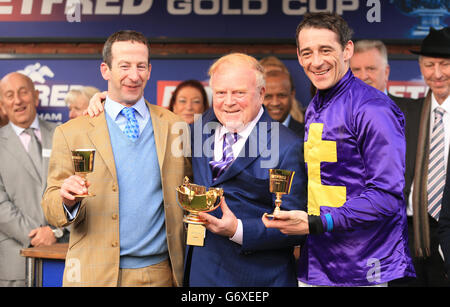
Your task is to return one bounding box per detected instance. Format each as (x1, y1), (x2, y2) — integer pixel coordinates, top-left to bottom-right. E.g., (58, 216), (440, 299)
(304, 123), (346, 216)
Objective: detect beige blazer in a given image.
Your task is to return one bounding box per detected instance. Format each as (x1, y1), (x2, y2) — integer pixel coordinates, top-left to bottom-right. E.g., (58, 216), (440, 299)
(42, 103), (191, 286)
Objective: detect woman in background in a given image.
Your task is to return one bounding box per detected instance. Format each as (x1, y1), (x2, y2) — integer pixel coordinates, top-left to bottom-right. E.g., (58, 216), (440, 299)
(168, 80), (209, 124)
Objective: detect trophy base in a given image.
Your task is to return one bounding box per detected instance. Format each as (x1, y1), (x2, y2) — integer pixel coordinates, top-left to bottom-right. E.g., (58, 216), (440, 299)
(186, 224), (206, 246)
(263, 212), (278, 219)
(264, 206), (281, 219)
(183, 214), (206, 225)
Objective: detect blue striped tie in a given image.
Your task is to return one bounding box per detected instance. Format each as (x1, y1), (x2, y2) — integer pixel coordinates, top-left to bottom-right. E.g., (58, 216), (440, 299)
(121, 107), (140, 141)
(428, 107), (446, 220)
(210, 132), (238, 181)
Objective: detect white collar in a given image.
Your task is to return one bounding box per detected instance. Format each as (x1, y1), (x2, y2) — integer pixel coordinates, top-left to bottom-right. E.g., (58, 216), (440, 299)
(9, 114), (40, 136)
(431, 93), (450, 115)
(104, 95), (148, 121)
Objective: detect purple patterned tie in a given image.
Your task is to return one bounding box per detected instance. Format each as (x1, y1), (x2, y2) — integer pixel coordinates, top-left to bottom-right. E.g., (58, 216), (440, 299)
(210, 132), (238, 181)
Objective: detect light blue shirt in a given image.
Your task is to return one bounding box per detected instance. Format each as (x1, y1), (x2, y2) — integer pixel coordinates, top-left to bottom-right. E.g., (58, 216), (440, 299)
(104, 96), (150, 135)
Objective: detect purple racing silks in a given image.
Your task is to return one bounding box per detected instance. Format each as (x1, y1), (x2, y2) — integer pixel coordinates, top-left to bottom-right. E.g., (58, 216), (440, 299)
(298, 70), (416, 286)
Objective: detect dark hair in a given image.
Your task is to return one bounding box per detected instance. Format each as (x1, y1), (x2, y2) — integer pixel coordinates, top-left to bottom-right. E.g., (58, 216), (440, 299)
(265, 69), (295, 92)
(102, 30), (151, 68)
(295, 12), (354, 52)
(168, 80), (209, 112)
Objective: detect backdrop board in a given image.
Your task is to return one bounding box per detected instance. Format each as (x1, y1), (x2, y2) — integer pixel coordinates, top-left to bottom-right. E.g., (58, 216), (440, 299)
(0, 0), (448, 41)
(0, 56), (425, 124)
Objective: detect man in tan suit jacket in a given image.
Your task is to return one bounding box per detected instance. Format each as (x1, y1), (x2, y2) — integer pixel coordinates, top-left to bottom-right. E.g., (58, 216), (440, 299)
(42, 30), (191, 286)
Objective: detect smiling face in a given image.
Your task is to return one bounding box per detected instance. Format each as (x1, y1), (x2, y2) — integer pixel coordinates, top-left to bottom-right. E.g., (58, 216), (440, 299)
(172, 86), (206, 124)
(297, 27), (353, 90)
(211, 60), (264, 132)
(100, 40), (151, 106)
(419, 56), (450, 104)
(264, 72), (294, 123)
(0, 72), (39, 128)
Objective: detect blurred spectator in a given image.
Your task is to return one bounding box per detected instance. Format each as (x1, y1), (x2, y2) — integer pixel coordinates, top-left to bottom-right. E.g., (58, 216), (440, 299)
(259, 56), (305, 124)
(350, 40), (390, 92)
(65, 86), (100, 120)
(168, 80), (209, 124)
(264, 69), (304, 137)
(0, 99), (8, 127)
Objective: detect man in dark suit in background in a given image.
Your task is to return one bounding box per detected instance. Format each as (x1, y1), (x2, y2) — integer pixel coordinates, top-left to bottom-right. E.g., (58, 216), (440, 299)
(186, 53), (307, 286)
(409, 27), (450, 286)
(263, 69), (304, 138)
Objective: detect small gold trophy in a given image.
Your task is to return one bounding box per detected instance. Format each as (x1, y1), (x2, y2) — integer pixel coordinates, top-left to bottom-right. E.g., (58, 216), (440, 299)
(264, 169), (295, 218)
(71, 149), (96, 198)
(176, 177), (223, 246)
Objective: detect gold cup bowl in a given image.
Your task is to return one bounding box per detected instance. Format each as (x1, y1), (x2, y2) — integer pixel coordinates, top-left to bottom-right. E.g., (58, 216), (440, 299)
(176, 177), (224, 225)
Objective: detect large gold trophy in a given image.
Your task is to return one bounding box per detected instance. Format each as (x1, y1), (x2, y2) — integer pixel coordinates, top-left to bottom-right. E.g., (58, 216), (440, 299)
(176, 177), (223, 246)
(71, 149), (96, 197)
(264, 169), (295, 218)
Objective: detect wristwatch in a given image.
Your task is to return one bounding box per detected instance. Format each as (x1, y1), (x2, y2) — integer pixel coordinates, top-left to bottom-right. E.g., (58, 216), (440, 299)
(50, 226), (64, 239)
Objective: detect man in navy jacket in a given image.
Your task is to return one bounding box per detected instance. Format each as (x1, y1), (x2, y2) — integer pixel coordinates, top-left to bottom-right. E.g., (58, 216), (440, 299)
(186, 53), (307, 286)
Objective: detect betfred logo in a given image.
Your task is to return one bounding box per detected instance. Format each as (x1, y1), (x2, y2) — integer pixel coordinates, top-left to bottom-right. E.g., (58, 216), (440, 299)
(0, 0), (154, 21)
(387, 80), (428, 99)
(19, 62), (82, 107)
(19, 62), (82, 123)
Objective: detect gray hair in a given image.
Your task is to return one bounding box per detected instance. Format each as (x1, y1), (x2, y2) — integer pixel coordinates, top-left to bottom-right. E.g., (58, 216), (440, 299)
(209, 53), (265, 90)
(65, 86), (101, 105)
(354, 40), (388, 65)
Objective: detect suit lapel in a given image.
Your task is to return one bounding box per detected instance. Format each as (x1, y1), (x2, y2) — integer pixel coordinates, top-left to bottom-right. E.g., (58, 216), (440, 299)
(202, 121), (216, 186)
(196, 109), (219, 186)
(87, 113), (117, 181)
(149, 103), (168, 172)
(0, 124), (41, 184)
(212, 110), (274, 186)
